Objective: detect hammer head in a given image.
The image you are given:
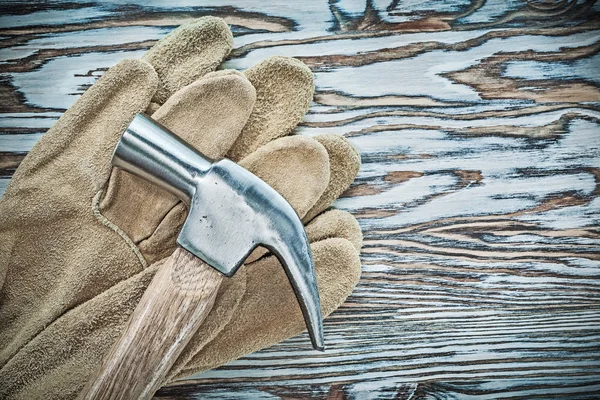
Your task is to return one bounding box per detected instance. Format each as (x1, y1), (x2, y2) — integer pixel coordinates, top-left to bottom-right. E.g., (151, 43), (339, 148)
(112, 114), (324, 350)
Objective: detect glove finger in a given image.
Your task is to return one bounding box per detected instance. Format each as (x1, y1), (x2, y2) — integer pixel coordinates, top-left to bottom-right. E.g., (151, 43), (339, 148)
(137, 135), (330, 264)
(153, 70), (255, 160)
(227, 56), (314, 162)
(304, 134), (361, 222)
(238, 135), (329, 218)
(142, 17), (233, 105)
(170, 213), (362, 379)
(305, 209), (362, 251)
(100, 71), (256, 244)
(2, 59), (158, 201)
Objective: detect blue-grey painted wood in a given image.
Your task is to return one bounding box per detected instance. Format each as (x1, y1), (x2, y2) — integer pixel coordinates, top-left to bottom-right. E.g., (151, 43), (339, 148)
(1, 0), (599, 398)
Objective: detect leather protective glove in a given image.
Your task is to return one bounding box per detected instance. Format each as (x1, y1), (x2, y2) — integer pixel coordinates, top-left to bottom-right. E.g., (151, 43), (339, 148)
(0, 17), (361, 399)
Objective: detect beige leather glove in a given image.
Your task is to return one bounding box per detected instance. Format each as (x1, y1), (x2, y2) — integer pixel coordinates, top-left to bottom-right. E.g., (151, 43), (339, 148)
(0, 17), (361, 399)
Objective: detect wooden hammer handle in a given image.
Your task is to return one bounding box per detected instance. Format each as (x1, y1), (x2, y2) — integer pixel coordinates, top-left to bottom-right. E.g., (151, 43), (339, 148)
(78, 247), (223, 400)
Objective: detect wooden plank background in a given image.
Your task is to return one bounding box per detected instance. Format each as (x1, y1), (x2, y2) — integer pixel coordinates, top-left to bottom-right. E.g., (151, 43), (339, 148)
(1, 0), (599, 398)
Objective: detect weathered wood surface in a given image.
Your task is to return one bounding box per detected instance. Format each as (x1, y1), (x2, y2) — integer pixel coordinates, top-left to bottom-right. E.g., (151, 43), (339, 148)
(1, 0), (599, 398)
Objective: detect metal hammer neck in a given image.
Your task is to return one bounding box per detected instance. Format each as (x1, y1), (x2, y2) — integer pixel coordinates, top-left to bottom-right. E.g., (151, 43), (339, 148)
(112, 114), (213, 204)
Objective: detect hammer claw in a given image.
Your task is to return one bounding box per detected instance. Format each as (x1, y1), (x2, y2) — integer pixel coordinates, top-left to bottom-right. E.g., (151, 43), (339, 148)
(266, 238), (325, 351)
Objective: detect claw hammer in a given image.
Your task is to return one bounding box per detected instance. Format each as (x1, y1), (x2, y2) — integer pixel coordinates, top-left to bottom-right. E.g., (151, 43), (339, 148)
(78, 114), (324, 400)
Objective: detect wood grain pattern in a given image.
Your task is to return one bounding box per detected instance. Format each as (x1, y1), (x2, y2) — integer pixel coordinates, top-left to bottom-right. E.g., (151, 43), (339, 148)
(79, 248), (222, 400)
(0, 0), (599, 398)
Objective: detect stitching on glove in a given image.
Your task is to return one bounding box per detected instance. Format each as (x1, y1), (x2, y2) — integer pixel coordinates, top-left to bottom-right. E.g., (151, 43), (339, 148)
(92, 189), (148, 269)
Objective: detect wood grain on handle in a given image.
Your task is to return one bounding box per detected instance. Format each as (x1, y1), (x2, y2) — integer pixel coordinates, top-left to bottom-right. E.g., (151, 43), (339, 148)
(78, 247), (223, 400)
